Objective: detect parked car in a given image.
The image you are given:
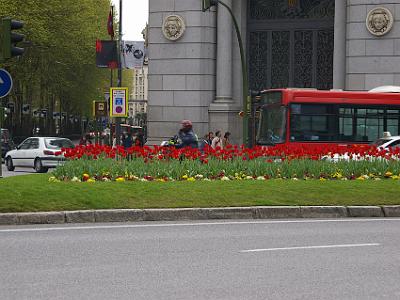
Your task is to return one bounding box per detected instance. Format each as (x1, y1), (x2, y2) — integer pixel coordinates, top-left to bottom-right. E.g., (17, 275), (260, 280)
(4, 137), (74, 173)
(1, 128), (15, 160)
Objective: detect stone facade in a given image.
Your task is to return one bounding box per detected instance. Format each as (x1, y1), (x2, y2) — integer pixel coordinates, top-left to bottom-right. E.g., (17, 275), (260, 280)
(346, 0), (400, 90)
(147, 0), (400, 145)
(147, 0), (217, 145)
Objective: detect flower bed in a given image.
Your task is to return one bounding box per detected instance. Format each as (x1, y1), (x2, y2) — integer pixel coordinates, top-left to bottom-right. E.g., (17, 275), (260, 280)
(50, 144), (400, 182)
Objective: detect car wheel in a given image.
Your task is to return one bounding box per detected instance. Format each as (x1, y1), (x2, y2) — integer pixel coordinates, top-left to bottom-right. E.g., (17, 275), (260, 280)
(5, 157), (15, 171)
(34, 158), (46, 173)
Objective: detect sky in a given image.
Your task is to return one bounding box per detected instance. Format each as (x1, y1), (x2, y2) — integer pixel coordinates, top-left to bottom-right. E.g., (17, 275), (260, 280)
(111, 0), (149, 41)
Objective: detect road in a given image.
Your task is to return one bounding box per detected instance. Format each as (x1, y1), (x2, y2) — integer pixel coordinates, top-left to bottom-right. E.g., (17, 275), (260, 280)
(1, 162), (37, 177)
(0, 218), (399, 300)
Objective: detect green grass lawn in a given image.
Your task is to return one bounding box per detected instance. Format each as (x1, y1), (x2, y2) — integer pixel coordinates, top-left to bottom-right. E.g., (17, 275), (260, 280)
(0, 175), (400, 213)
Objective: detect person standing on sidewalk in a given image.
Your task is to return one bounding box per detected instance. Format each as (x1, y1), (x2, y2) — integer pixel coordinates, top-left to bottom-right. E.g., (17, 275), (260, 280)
(211, 131), (223, 149)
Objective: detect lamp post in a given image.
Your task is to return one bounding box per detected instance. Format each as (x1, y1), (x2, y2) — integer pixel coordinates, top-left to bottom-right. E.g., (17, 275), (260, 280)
(202, 0), (250, 146)
(114, 0), (123, 146)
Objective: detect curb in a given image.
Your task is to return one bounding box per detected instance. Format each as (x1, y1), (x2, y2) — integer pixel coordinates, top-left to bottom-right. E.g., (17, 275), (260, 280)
(0, 205), (400, 226)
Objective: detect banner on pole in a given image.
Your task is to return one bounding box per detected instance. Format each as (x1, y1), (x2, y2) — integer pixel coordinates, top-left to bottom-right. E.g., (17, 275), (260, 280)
(121, 41), (145, 69)
(109, 87), (128, 117)
(96, 40), (118, 68)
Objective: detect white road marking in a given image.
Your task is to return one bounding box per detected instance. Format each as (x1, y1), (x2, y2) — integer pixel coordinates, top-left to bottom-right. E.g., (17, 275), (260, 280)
(240, 243), (381, 253)
(0, 218), (399, 233)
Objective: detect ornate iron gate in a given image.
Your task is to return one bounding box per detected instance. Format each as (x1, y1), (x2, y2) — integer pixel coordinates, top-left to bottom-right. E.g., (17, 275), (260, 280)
(248, 0), (335, 91)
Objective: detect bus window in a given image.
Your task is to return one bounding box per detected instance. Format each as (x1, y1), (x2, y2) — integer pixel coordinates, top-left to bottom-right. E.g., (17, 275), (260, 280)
(260, 91), (282, 105)
(289, 104), (337, 142)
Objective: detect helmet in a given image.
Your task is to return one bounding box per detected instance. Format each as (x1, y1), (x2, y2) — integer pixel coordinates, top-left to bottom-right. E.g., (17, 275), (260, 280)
(181, 120), (192, 129)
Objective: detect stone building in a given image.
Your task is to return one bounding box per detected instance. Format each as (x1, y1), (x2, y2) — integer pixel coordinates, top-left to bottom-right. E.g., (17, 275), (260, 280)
(147, 0), (400, 145)
(128, 65), (148, 126)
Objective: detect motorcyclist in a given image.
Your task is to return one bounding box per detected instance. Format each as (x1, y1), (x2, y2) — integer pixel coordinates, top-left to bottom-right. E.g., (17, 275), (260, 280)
(175, 120), (198, 149)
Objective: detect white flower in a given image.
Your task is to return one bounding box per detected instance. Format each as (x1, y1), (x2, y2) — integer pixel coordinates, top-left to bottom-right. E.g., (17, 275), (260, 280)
(245, 176), (254, 180)
(220, 176), (230, 181)
(256, 176), (265, 181)
(71, 176), (81, 182)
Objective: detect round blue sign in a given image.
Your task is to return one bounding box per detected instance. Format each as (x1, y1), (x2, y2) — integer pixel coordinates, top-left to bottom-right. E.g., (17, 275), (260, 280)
(0, 69), (13, 98)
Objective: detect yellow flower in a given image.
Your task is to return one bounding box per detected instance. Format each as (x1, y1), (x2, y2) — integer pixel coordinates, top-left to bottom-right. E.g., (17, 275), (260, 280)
(48, 176), (60, 183)
(115, 177), (125, 182)
(385, 171), (393, 178)
(87, 178), (96, 183)
(319, 177), (326, 181)
(182, 174), (188, 180)
(332, 172), (343, 179)
(187, 177), (196, 182)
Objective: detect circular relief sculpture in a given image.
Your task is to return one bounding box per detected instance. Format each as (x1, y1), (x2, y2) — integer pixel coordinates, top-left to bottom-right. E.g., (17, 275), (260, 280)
(162, 15), (186, 41)
(366, 7), (393, 36)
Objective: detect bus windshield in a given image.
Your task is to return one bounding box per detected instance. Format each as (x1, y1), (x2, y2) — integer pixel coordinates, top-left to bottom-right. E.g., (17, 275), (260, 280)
(257, 105), (286, 145)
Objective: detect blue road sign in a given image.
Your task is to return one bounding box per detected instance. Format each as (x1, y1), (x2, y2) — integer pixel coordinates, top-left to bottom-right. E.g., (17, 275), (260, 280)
(0, 69), (13, 98)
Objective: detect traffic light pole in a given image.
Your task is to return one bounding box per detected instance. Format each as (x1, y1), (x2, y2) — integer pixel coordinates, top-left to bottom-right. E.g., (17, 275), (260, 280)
(203, 1), (250, 147)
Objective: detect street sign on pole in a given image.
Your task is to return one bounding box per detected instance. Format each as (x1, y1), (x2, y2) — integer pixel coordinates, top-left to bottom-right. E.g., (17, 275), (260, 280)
(0, 69), (13, 98)
(110, 87), (128, 117)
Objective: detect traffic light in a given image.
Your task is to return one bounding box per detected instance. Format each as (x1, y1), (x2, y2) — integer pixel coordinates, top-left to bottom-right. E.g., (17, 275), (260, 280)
(202, 0), (218, 12)
(0, 17), (25, 61)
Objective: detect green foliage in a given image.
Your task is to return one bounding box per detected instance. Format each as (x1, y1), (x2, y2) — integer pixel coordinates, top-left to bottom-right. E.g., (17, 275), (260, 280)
(52, 156), (400, 181)
(0, 0), (113, 119)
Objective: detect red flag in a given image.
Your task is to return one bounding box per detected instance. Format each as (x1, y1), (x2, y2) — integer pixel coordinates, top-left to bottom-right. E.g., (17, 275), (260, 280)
(107, 7), (114, 39)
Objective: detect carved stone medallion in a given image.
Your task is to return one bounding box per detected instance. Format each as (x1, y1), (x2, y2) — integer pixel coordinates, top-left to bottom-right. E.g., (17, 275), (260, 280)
(366, 7), (393, 36)
(162, 15), (186, 41)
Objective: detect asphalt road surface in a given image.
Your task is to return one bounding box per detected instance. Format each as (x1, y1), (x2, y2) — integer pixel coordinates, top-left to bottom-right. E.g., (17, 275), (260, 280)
(1, 162), (37, 177)
(0, 218), (399, 300)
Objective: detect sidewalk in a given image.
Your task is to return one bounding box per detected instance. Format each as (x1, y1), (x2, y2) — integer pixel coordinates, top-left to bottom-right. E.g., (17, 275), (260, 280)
(1, 205), (400, 225)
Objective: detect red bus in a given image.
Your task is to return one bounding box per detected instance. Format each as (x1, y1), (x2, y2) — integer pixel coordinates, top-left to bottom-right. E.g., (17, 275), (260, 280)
(256, 88), (400, 146)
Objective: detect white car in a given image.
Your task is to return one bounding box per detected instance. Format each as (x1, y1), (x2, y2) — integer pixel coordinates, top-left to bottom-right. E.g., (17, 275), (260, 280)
(322, 135), (400, 162)
(4, 137), (74, 173)
(373, 135), (400, 150)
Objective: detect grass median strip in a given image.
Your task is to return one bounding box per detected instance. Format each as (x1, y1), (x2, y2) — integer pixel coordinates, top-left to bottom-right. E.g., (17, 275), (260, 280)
(0, 174), (400, 213)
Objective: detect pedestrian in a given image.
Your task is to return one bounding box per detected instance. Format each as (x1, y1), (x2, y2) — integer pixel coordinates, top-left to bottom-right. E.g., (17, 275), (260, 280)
(199, 134), (209, 152)
(211, 130), (223, 149)
(123, 132), (133, 149)
(135, 129), (145, 147)
(222, 131), (231, 148)
(175, 120), (198, 149)
(207, 131), (214, 146)
(79, 135), (87, 146)
(112, 134), (117, 148)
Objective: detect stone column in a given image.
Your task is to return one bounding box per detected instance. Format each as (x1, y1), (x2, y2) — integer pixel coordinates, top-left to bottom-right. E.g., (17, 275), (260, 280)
(333, 0), (347, 89)
(214, 0), (233, 103)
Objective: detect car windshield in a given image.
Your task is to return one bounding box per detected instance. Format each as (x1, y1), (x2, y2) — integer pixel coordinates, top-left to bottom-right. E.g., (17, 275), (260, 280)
(373, 138), (391, 146)
(45, 138), (74, 149)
